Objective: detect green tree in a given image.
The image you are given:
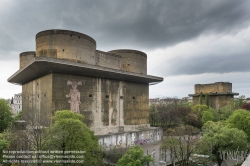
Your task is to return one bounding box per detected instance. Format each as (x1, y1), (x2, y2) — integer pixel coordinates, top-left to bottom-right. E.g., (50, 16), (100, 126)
(0, 133), (9, 163)
(226, 109), (250, 141)
(116, 145), (153, 166)
(0, 99), (13, 132)
(217, 106), (233, 121)
(201, 111), (214, 124)
(43, 110), (103, 166)
(199, 121), (248, 166)
(14, 111), (22, 121)
(192, 104), (208, 118)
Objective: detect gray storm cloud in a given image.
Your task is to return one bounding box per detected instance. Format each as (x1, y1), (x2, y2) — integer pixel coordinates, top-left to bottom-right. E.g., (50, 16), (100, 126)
(1, 0), (250, 59)
(1, 0), (250, 98)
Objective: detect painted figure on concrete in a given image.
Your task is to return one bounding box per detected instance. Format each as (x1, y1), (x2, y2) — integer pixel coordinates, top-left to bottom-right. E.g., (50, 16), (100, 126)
(66, 80), (82, 113)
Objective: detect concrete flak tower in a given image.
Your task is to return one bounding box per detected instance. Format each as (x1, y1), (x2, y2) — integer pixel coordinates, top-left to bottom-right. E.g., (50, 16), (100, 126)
(8, 29), (163, 147)
(189, 82), (239, 110)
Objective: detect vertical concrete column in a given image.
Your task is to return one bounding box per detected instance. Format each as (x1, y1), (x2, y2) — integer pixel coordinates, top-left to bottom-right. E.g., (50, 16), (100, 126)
(118, 81), (124, 126)
(95, 78), (102, 128)
(215, 96), (219, 110)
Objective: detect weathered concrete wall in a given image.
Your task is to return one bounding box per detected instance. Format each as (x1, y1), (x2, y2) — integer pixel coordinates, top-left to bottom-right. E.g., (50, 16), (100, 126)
(23, 73), (149, 135)
(193, 95), (233, 110)
(123, 81), (149, 125)
(36, 30), (96, 64)
(19, 52), (36, 69)
(195, 82), (232, 94)
(51, 73), (149, 134)
(95, 50), (121, 70)
(98, 128), (162, 148)
(108, 50), (147, 74)
(22, 74), (53, 125)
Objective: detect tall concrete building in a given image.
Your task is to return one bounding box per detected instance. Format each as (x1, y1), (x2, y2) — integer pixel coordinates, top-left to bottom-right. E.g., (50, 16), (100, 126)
(8, 30), (163, 147)
(188, 82), (239, 110)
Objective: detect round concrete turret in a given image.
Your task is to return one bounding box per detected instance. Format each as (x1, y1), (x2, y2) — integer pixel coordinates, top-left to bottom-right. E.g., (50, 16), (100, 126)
(19, 51), (36, 69)
(108, 49), (147, 74)
(36, 29), (96, 64)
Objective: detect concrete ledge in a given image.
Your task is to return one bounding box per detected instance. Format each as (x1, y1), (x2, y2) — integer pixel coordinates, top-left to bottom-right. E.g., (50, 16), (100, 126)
(188, 92), (239, 97)
(8, 57), (163, 85)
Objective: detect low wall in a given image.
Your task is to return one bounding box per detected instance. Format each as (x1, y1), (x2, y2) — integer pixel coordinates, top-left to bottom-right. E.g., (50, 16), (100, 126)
(98, 127), (162, 148)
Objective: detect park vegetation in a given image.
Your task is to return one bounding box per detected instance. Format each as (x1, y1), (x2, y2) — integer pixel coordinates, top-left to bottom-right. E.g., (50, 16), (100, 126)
(1, 95), (250, 166)
(150, 95), (250, 166)
(0, 109), (104, 166)
(116, 146), (153, 166)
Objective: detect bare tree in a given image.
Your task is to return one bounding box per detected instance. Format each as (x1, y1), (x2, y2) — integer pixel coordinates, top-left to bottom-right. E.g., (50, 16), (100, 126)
(160, 127), (205, 166)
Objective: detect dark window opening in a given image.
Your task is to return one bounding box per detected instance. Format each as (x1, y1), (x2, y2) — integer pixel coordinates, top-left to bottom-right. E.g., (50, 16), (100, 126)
(62, 49), (64, 52)
(133, 96), (136, 99)
(120, 96), (123, 99)
(89, 94), (92, 97)
(70, 35), (72, 37)
(106, 95), (109, 99)
(127, 64), (130, 66)
(44, 94), (46, 97)
(38, 95), (39, 98)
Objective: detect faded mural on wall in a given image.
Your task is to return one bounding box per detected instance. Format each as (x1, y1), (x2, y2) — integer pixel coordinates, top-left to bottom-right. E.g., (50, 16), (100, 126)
(66, 80), (82, 113)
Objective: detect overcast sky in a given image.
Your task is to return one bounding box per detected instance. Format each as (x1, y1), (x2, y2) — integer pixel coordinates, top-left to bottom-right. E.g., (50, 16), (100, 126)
(0, 0), (250, 99)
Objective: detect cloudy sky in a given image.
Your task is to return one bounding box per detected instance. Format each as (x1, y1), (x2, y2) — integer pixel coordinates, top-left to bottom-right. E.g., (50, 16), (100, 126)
(0, 0), (250, 99)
